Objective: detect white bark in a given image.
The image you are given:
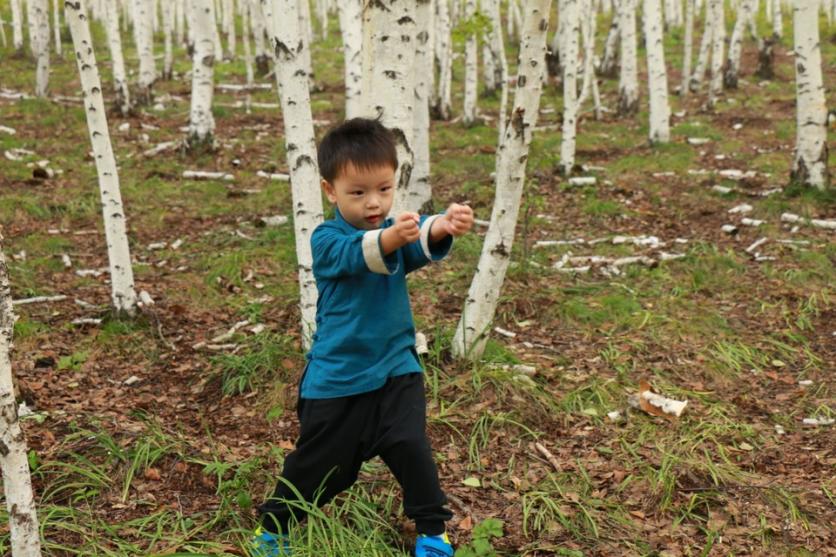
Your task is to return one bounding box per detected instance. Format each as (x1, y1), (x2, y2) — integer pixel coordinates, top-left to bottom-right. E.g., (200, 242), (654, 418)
(362, 0), (416, 215)
(643, 0), (670, 143)
(599, 6), (620, 77)
(250, 0), (270, 74)
(241, 0), (255, 86)
(560, 0), (580, 173)
(617, 0), (639, 114)
(791, 0), (829, 188)
(11, 0), (24, 50)
(707, 0), (724, 105)
(223, 0), (236, 58)
(175, 0), (185, 45)
(188, 0), (216, 146)
(724, 0), (754, 89)
(690, 0), (711, 91)
(577, 0), (601, 118)
(409, 0), (433, 212)
(337, 0), (363, 119)
(104, 0), (131, 114)
(263, 0), (325, 347)
(132, 0), (157, 103)
(0, 236), (43, 557)
(52, 0), (62, 56)
(66, 0), (138, 314)
(771, 0), (782, 38)
(162, 0), (175, 78)
(28, 0), (51, 97)
(484, 0), (506, 97)
(452, 0), (552, 360)
(463, 0), (478, 125)
(434, 0), (453, 119)
(298, 0), (314, 82)
(680, 0), (694, 96)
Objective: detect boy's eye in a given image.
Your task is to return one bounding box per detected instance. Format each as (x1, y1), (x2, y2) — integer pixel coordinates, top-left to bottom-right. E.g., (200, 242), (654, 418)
(380, 186), (392, 192)
(350, 191), (363, 196)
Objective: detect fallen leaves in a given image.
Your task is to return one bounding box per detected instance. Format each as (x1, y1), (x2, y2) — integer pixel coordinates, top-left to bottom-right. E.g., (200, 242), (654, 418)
(638, 380), (688, 419)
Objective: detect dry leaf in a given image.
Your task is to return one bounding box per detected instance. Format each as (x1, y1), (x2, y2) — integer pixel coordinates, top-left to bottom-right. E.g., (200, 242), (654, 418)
(458, 515), (473, 531)
(144, 468), (162, 481)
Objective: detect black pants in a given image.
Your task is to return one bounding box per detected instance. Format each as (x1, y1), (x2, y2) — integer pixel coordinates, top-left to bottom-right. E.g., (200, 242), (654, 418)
(257, 372), (453, 536)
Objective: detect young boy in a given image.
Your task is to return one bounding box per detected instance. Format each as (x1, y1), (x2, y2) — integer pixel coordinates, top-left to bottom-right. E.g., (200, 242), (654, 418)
(252, 118), (474, 557)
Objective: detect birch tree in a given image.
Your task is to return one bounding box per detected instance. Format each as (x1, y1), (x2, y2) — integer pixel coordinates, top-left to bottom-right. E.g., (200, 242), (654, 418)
(66, 0), (138, 315)
(187, 0), (216, 148)
(791, 0), (829, 189)
(263, 0), (325, 347)
(250, 0), (270, 75)
(482, 0), (506, 95)
(132, 0), (157, 103)
(103, 0), (131, 115)
(559, 0), (581, 173)
(707, 0), (725, 106)
(337, 0), (363, 119)
(27, 0), (51, 97)
(410, 0), (434, 212)
(599, 7), (620, 78)
(643, 0), (670, 143)
(452, 0), (553, 360)
(362, 0), (416, 215)
(617, 0), (639, 114)
(434, 0), (453, 119)
(463, 0), (478, 125)
(0, 235), (43, 557)
(772, 0), (782, 39)
(161, 0), (175, 78)
(689, 1), (712, 92)
(723, 0), (755, 89)
(52, 0), (62, 56)
(680, 0), (694, 96)
(11, 0), (24, 50)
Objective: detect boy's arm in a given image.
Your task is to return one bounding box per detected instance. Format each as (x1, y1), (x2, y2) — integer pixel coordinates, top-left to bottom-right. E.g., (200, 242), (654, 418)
(312, 224), (400, 278)
(402, 204), (474, 274)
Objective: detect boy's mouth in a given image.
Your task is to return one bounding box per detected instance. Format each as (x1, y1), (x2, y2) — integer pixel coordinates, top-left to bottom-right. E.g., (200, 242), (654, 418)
(365, 214), (382, 224)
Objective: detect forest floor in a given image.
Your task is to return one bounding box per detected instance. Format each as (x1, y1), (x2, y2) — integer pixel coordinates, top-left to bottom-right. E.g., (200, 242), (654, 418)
(1, 9), (835, 557)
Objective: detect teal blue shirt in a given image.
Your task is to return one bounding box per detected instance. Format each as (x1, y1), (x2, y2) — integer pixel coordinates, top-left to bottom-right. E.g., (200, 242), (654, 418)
(301, 209), (453, 399)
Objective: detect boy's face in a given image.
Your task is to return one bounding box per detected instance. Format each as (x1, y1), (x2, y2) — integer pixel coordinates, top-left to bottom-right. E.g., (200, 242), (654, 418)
(322, 162), (396, 230)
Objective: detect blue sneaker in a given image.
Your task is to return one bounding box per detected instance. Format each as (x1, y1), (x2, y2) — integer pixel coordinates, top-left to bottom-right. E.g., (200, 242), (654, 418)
(250, 527), (291, 556)
(415, 532), (454, 557)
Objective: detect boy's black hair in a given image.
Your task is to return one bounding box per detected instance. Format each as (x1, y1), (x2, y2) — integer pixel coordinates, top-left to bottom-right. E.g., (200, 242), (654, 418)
(317, 118), (398, 183)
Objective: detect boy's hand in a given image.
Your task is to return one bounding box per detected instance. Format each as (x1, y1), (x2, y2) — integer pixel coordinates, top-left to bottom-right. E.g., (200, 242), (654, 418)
(392, 212), (421, 244)
(441, 203), (474, 237)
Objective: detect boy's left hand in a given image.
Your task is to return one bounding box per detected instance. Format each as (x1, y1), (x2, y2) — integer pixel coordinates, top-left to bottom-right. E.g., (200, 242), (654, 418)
(441, 203), (474, 237)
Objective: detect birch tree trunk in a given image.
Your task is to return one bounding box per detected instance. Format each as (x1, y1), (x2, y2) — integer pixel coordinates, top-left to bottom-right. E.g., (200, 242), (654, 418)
(618, 0), (639, 114)
(132, 0), (157, 103)
(771, 0), (782, 39)
(362, 0), (416, 216)
(0, 236), (42, 557)
(599, 5), (620, 78)
(680, 0), (694, 95)
(337, 0), (363, 119)
(463, 0), (478, 125)
(791, 0), (829, 189)
(263, 0), (325, 347)
(175, 0), (185, 45)
(162, 0), (175, 78)
(434, 0), (453, 119)
(298, 0), (314, 83)
(452, 0), (553, 360)
(11, 0), (24, 50)
(188, 0), (216, 148)
(707, 0), (725, 105)
(409, 0), (433, 212)
(483, 0), (506, 95)
(28, 0), (51, 97)
(104, 0), (131, 114)
(241, 0), (255, 87)
(66, 0), (138, 315)
(643, 0), (670, 142)
(251, 0), (270, 74)
(689, 0), (711, 91)
(559, 0), (580, 173)
(52, 0), (62, 56)
(723, 0), (753, 89)
(223, 0), (235, 58)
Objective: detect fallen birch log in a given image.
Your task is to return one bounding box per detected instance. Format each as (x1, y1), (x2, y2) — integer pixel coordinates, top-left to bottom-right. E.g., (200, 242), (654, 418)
(12, 294), (67, 306)
(182, 170), (235, 181)
(781, 212), (836, 231)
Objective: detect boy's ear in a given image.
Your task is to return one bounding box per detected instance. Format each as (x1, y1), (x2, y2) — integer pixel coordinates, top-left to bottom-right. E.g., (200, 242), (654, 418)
(321, 179), (337, 203)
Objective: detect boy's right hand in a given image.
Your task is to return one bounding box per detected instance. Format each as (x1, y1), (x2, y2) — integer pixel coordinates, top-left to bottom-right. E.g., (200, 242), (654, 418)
(392, 212), (420, 244)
